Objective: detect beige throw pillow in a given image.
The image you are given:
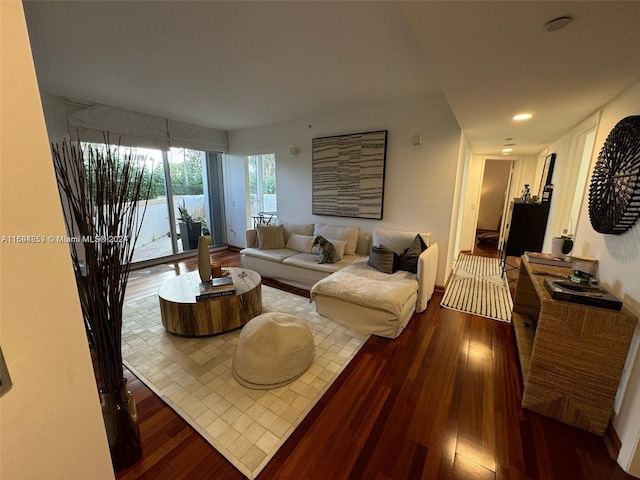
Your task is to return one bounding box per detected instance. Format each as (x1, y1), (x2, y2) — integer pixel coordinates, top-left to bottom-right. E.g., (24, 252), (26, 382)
(313, 223), (359, 255)
(257, 224), (285, 249)
(286, 234), (314, 253)
(280, 221), (315, 242)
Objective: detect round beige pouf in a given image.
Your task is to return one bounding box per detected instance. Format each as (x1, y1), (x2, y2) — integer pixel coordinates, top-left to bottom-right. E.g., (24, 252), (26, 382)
(232, 312), (315, 389)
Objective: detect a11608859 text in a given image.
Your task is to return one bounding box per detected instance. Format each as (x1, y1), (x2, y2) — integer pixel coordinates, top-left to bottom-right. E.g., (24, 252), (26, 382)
(1, 235), (128, 244)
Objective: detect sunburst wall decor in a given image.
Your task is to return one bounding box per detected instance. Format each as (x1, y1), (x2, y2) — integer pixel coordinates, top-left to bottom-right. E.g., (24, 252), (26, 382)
(588, 115), (640, 235)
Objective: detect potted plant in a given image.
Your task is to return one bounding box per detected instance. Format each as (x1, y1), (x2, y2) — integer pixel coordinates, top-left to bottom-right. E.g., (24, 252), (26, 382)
(177, 202), (202, 250)
(51, 137), (151, 471)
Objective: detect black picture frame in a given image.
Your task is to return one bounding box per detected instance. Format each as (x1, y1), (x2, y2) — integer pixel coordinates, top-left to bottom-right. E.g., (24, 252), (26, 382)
(312, 130), (387, 219)
(539, 153), (556, 195)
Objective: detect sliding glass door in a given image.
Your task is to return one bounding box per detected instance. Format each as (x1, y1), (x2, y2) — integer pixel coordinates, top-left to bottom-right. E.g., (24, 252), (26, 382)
(81, 142), (225, 263)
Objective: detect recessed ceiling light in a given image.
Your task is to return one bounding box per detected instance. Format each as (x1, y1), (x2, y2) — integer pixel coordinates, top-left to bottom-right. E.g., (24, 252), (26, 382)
(545, 16), (572, 32)
(502, 148), (513, 153)
(513, 113), (533, 121)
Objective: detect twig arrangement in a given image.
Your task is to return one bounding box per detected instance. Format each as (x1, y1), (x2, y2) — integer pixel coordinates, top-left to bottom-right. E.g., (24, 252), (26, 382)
(52, 137), (152, 393)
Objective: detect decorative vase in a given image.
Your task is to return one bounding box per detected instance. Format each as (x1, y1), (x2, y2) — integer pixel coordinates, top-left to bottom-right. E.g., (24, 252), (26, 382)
(551, 236), (573, 259)
(197, 236), (211, 282)
(100, 380), (142, 471)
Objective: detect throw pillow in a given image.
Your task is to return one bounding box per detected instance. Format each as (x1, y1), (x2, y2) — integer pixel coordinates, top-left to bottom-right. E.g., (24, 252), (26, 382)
(281, 221), (315, 242)
(399, 234), (428, 273)
(368, 245), (399, 274)
(286, 233), (314, 253)
(257, 224), (285, 249)
(313, 223), (360, 255)
(372, 228), (431, 255)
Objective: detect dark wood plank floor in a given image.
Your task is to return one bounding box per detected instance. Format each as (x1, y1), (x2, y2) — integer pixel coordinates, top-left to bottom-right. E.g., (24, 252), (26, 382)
(116, 247), (633, 480)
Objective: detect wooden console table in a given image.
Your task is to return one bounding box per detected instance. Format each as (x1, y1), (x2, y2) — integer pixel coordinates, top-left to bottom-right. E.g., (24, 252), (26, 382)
(512, 257), (637, 435)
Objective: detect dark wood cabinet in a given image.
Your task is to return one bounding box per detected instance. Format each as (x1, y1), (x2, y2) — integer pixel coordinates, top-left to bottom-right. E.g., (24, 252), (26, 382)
(504, 202), (550, 257)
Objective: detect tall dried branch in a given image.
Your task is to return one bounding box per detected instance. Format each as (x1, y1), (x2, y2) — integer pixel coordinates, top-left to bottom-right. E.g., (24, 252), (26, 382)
(52, 136), (152, 393)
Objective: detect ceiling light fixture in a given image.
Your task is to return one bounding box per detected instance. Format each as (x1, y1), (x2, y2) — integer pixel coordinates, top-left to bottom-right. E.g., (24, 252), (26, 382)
(513, 113), (533, 121)
(545, 16), (572, 32)
(502, 148), (513, 153)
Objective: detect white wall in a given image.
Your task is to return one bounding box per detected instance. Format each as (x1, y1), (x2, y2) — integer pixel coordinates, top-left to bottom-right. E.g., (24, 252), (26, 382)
(540, 113), (601, 252)
(544, 80), (640, 475)
(447, 133), (472, 274)
(0, 2), (114, 479)
(227, 95), (462, 286)
(223, 154), (250, 247)
(563, 80), (640, 475)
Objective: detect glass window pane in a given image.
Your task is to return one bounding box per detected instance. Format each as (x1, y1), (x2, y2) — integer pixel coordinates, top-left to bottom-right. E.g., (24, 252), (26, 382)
(81, 143), (172, 263)
(170, 147), (207, 252)
(131, 147), (171, 262)
(248, 153), (277, 227)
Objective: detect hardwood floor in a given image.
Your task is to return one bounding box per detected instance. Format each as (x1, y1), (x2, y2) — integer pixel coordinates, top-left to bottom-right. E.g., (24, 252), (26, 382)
(116, 248), (633, 480)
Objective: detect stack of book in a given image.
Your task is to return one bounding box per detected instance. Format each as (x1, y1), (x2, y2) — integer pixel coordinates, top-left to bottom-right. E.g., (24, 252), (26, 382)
(196, 276), (236, 301)
(524, 251), (573, 267)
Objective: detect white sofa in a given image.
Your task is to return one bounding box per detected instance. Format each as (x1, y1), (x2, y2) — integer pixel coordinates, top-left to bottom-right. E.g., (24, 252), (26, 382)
(241, 223), (439, 339)
(240, 222), (371, 290)
(311, 227), (438, 338)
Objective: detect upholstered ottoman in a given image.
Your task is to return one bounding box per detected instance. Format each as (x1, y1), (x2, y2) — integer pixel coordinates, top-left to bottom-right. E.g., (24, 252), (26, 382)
(232, 312), (315, 389)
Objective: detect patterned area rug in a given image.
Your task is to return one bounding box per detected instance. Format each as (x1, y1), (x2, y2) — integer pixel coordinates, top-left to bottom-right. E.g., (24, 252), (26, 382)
(440, 254), (513, 323)
(122, 285), (369, 479)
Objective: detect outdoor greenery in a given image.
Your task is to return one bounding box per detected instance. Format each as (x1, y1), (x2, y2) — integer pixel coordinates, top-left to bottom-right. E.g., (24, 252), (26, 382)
(83, 144), (205, 200)
(249, 153), (276, 196)
(165, 148), (205, 196)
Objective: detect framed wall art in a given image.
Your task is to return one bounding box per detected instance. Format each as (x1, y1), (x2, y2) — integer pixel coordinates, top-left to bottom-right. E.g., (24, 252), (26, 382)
(312, 130), (387, 219)
(538, 152), (556, 196)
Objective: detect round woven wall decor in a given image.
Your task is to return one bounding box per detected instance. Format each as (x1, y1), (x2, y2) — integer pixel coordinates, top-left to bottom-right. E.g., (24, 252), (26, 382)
(588, 115), (640, 235)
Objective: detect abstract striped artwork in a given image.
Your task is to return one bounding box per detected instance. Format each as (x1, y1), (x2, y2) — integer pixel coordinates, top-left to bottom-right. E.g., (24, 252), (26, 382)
(312, 130), (387, 219)
(441, 253), (513, 323)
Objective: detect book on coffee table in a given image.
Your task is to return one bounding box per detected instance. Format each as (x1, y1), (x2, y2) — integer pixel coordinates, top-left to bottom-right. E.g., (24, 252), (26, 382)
(196, 276), (236, 301)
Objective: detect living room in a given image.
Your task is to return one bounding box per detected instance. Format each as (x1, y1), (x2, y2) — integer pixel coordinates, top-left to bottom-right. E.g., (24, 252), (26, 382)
(3, 1), (640, 479)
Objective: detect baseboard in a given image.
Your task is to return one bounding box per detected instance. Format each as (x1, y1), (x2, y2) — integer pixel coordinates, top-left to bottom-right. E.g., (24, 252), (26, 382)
(604, 422), (623, 461)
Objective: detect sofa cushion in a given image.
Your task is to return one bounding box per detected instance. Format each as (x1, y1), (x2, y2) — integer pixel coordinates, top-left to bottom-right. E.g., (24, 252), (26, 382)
(311, 260), (418, 317)
(280, 221), (315, 242)
(257, 224), (285, 249)
(286, 233), (314, 253)
(314, 223), (360, 255)
(311, 238), (347, 260)
(283, 252), (361, 273)
(368, 245), (399, 274)
(240, 247), (297, 263)
(399, 234), (428, 274)
(373, 227), (431, 255)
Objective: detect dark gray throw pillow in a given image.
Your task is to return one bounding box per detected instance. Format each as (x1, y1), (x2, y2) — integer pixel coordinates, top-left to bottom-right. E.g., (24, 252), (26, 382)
(399, 234), (428, 273)
(368, 245), (398, 274)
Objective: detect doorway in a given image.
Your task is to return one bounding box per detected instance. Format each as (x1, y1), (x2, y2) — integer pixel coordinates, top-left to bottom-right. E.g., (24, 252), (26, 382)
(475, 159), (513, 255)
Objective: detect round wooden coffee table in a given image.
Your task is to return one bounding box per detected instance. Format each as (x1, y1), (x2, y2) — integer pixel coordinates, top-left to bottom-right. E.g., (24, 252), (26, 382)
(158, 268), (262, 336)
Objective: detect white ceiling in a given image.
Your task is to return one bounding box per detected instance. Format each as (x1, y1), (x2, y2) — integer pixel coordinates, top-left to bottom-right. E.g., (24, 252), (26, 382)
(23, 1), (640, 156)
